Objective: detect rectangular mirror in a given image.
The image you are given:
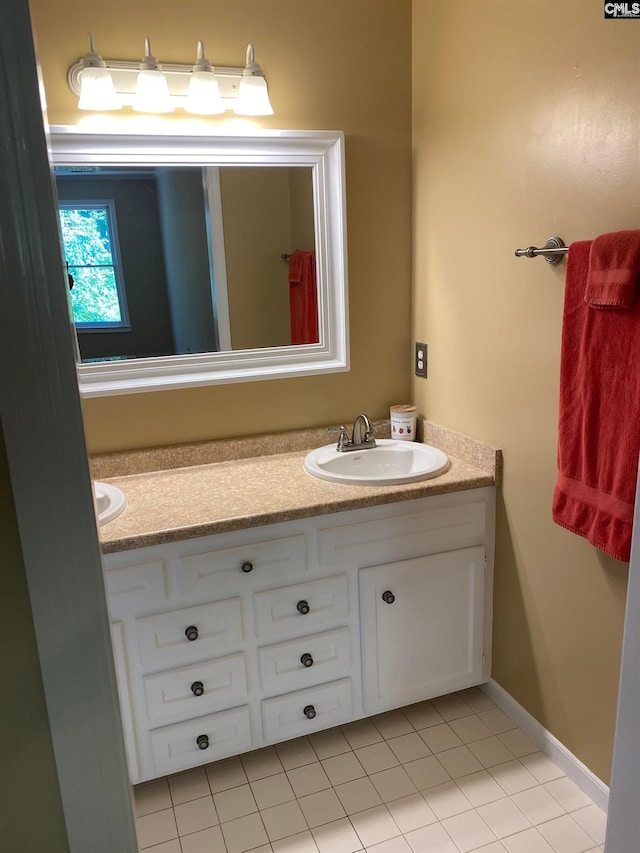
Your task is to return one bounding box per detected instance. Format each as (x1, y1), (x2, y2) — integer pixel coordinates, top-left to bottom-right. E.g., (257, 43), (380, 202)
(49, 127), (349, 396)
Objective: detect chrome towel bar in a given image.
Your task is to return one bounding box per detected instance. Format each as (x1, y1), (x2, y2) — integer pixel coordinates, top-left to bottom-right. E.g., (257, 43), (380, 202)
(514, 236), (568, 265)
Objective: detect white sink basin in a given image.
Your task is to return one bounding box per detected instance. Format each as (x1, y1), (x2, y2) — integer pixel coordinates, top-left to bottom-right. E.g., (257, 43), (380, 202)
(94, 481), (127, 526)
(304, 439), (449, 486)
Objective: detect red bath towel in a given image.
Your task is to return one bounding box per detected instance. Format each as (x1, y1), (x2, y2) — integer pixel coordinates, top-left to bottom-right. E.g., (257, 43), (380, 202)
(552, 240), (640, 562)
(585, 230), (640, 309)
(289, 250), (319, 345)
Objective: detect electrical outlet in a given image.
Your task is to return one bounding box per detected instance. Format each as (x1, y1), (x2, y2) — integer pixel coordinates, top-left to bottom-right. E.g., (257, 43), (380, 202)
(415, 342), (427, 378)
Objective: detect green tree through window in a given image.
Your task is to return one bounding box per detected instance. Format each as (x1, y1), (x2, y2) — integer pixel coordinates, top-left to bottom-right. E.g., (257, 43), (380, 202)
(59, 203), (128, 327)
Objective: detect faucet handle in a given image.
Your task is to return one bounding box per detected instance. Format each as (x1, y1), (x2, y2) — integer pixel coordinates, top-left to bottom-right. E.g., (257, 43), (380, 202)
(327, 425), (350, 449)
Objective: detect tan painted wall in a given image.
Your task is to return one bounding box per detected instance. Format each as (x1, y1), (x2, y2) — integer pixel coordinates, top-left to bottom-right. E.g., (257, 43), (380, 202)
(412, 0), (634, 783)
(29, 0), (412, 453)
(289, 167), (316, 253)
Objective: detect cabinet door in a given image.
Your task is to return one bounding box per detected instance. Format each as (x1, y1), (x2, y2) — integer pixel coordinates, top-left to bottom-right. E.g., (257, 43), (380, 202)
(360, 546), (485, 715)
(110, 622), (140, 783)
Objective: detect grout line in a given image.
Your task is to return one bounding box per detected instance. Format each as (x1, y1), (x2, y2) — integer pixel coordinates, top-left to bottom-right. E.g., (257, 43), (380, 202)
(481, 679), (610, 812)
(134, 691), (605, 852)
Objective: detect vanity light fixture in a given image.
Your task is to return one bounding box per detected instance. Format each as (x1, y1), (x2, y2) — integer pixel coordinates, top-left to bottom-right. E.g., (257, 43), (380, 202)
(76, 34), (121, 111)
(185, 41), (224, 115)
(236, 44), (274, 116)
(67, 35), (274, 115)
(132, 37), (174, 113)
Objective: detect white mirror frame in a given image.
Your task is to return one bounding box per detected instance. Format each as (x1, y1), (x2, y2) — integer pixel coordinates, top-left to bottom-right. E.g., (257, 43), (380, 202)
(49, 126), (349, 397)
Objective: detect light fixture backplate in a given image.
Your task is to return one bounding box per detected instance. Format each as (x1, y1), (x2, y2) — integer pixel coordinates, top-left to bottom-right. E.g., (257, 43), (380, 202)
(68, 59), (245, 109)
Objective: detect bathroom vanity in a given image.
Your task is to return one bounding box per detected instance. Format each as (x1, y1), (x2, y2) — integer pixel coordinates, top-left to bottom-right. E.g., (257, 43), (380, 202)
(98, 430), (497, 784)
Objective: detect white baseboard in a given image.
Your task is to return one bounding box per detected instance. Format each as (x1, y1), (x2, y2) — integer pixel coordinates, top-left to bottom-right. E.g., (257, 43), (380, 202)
(481, 678), (610, 812)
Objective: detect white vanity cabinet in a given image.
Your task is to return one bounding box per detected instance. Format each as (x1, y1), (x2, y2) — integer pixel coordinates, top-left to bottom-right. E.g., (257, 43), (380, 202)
(102, 486), (495, 784)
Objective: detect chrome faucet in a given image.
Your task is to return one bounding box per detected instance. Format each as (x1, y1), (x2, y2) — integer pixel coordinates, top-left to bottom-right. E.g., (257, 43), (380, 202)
(328, 414), (377, 452)
(351, 414), (376, 448)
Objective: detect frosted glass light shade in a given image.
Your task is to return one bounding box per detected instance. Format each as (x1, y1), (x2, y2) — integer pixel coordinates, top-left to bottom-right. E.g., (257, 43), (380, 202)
(235, 75), (273, 116)
(133, 69), (174, 113)
(69, 37), (276, 117)
(185, 71), (225, 115)
(78, 66), (121, 111)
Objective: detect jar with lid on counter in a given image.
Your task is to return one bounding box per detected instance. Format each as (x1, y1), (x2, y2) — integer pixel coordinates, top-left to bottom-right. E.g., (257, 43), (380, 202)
(390, 404), (417, 440)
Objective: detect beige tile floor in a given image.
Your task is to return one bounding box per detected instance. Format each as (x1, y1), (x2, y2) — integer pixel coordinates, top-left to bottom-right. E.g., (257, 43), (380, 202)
(134, 688), (607, 853)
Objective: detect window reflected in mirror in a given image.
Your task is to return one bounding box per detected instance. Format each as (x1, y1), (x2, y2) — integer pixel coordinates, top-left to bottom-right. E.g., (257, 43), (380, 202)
(59, 202), (130, 330)
(54, 165), (317, 363)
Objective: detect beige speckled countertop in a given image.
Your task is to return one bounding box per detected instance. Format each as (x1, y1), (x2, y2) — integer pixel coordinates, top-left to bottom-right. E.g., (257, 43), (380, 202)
(96, 420), (501, 554)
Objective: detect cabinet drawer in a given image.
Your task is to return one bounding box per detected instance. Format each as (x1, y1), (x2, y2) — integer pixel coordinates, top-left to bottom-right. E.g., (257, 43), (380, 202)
(137, 598), (243, 670)
(149, 706), (251, 776)
(262, 678), (353, 743)
(318, 501), (486, 567)
(254, 575), (349, 641)
(104, 560), (169, 618)
(258, 628), (351, 695)
(143, 654), (248, 726)
(179, 535), (307, 599)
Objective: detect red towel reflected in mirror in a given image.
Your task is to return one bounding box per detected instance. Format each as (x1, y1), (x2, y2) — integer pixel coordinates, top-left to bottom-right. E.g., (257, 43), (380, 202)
(288, 250), (319, 345)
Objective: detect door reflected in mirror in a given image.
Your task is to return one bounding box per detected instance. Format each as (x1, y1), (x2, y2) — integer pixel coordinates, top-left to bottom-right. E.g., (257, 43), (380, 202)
(55, 165), (317, 363)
